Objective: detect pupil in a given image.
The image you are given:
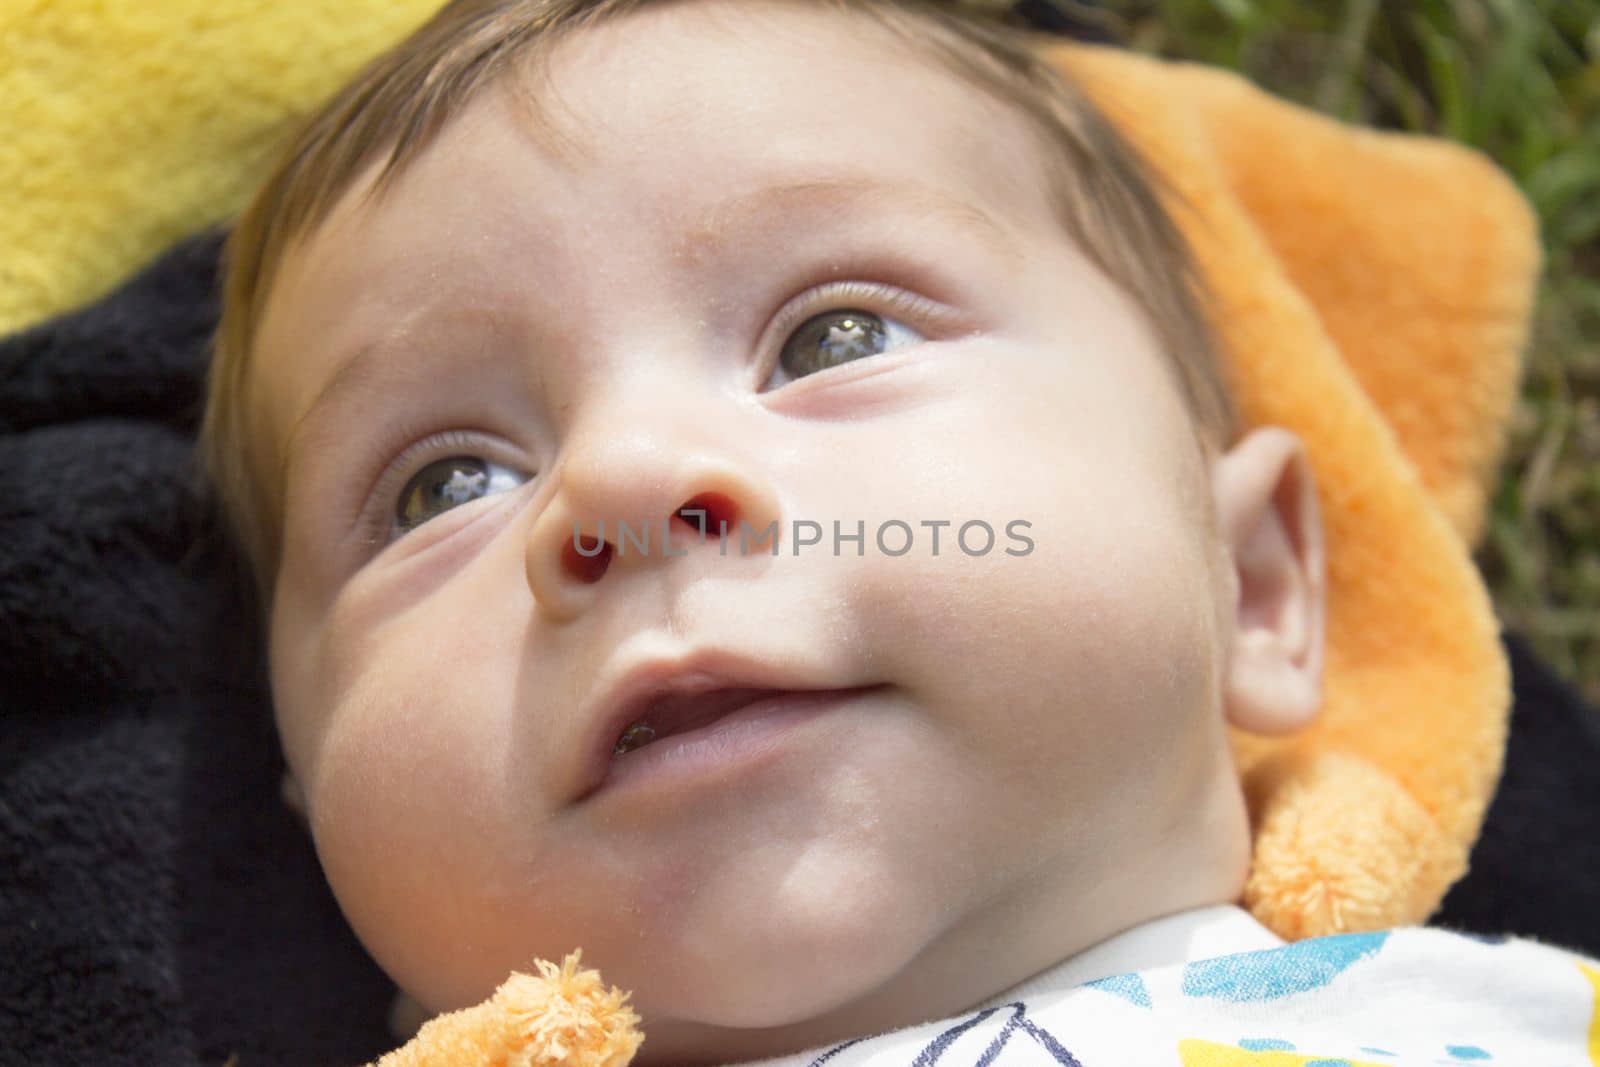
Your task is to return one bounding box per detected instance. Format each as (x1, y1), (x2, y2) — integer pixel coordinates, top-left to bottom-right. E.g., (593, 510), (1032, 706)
(399, 457), (490, 531)
(784, 310), (886, 378)
(432, 465), (487, 507)
(819, 316), (883, 362)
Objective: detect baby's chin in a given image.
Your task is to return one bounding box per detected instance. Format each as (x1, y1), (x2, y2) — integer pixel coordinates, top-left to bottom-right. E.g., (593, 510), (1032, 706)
(386, 926), (951, 1067)
(382, 916), (934, 1059)
(384, 983), (866, 1067)
(383, 838), (969, 1047)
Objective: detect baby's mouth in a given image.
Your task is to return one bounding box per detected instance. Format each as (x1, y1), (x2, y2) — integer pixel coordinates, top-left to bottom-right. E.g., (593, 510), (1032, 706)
(610, 687), (786, 757)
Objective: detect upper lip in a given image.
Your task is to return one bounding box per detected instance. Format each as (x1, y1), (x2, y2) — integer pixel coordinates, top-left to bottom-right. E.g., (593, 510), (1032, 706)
(576, 648), (851, 800)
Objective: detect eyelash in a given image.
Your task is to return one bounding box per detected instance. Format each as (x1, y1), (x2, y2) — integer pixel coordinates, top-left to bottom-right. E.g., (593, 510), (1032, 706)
(349, 278), (962, 553)
(353, 427), (506, 551)
(760, 279), (955, 385)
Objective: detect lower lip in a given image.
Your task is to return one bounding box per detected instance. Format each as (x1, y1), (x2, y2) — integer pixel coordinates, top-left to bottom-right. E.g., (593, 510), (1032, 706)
(595, 687), (878, 799)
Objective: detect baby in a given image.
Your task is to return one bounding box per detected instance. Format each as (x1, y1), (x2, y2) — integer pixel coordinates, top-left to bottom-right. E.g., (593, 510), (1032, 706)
(193, 1), (1596, 1065)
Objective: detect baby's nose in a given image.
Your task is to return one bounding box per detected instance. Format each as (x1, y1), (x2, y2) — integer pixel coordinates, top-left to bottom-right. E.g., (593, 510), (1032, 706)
(523, 421), (783, 622)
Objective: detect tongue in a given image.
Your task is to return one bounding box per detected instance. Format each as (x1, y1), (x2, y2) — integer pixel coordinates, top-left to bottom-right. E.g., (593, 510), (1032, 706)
(643, 687), (778, 740)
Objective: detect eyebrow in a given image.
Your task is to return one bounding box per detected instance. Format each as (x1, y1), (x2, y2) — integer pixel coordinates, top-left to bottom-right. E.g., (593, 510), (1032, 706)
(276, 174), (1022, 490)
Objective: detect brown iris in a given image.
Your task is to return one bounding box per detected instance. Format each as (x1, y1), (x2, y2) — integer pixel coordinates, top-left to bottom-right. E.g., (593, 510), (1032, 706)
(780, 310), (887, 379)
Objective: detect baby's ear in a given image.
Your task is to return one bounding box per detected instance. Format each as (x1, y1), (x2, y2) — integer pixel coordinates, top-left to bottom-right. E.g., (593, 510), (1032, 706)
(280, 769), (309, 828)
(1211, 426), (1326, 736)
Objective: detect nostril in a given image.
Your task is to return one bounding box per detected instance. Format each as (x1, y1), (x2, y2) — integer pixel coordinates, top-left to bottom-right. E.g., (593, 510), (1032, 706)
(676, 491), (738, 540)
(564, 534), (612, 583)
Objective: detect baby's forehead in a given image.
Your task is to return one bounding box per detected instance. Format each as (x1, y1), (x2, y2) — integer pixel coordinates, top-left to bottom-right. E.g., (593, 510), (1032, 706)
(478, 0), (1059, 218)
(251, 3), (1069, 474)
(384, 24), (1041, 254)
(262, 12), (1061, 316)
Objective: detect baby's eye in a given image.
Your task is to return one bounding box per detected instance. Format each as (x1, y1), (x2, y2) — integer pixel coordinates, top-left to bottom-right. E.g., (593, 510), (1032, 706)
(775, 308), (924, 383)
(395, 455), (526, 536)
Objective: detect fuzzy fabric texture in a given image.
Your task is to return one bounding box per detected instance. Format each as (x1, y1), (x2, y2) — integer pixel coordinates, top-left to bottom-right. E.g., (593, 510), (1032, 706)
(372, 952), (645, 1067)
(0, 2), (1590, 1065)
(0, 0), (447, 341)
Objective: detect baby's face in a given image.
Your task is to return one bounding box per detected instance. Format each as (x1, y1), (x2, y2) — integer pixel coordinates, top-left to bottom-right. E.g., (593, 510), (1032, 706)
(254, 2), (1254, 1060)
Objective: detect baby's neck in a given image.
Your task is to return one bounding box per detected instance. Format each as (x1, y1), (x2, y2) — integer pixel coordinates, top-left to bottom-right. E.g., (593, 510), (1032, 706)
(968, 902), (1283, 1009)
(624, 902), (1278, 1067)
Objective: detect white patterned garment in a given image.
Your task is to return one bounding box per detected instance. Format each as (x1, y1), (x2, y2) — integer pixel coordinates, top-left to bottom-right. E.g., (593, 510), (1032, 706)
(735, 905), (1600, 1067)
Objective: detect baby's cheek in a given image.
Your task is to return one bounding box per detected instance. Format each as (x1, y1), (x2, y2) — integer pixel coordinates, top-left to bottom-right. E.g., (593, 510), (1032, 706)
(850, 480), (1218, 808)
(304, 657), (675, 1016)
(305, 655), (524, 969)
(308, 584), (543, 815)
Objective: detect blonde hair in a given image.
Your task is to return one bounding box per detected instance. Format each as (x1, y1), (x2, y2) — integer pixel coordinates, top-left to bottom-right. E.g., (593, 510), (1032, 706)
(197, 0), (1239, 625)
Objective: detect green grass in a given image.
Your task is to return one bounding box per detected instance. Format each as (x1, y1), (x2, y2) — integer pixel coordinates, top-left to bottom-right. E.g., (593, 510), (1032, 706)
(1008, 0), (1600, 706)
